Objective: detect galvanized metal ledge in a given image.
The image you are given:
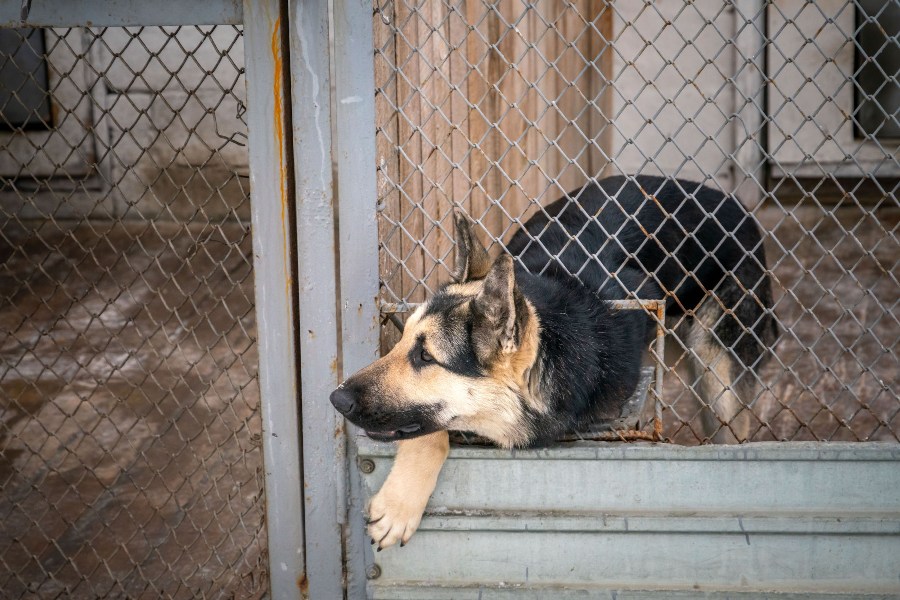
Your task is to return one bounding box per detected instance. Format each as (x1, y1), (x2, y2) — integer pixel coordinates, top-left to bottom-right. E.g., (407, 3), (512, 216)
(370, 584), (900, 600)
(357, 437), (900, 462)
(360, 439), (900, 598)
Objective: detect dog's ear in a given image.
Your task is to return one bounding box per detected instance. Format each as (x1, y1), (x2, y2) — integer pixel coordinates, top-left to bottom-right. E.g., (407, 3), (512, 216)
(472, 254), (528, 361)
(452, 212), (491, 282)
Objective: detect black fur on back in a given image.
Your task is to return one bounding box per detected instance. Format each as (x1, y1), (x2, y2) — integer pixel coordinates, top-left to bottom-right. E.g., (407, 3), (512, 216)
(507, 175), (777, 444)
(509, 175), (777, 368)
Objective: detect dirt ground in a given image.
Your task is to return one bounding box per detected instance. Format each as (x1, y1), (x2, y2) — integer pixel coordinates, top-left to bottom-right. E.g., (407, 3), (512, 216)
(665, 200), (899, 443)
(0, 221), (266, 599)
(0, 200), (897, 597)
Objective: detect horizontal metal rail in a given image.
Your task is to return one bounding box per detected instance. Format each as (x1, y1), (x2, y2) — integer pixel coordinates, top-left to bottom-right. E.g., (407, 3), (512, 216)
(0, 0), (242, 26)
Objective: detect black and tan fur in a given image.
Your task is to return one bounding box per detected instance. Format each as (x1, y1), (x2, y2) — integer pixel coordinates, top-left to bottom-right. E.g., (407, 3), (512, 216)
(330, 175), (778, 549)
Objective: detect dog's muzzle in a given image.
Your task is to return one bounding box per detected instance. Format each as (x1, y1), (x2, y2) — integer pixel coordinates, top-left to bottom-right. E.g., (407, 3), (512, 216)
(330, 386), (438, 442)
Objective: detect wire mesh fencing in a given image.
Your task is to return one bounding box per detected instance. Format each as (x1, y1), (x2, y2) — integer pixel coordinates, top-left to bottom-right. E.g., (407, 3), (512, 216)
(373, 0), (899, 444)
(0, 25), (266, 598)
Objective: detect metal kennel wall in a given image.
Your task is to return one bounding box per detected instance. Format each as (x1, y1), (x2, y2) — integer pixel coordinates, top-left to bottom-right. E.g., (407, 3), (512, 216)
(1, 1), (898, 600)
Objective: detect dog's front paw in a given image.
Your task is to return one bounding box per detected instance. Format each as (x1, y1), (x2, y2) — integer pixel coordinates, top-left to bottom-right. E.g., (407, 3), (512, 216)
(366, 484), (428, 551)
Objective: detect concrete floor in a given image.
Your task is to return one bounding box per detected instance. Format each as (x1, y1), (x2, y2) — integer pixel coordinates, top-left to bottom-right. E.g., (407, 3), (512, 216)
(0, 221), (265, 598)
(0, 201), (897, 597)
(758, 200), (898, 442)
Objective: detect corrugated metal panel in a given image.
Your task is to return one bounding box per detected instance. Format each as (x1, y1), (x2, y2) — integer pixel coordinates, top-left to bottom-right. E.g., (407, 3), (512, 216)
(358, 440), (900, 598)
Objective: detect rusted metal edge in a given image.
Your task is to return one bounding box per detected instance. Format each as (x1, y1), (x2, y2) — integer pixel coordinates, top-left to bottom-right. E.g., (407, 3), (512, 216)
(242, 0), (306, 597)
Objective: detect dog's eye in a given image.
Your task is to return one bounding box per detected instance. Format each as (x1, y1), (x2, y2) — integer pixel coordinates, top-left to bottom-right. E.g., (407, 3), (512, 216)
(420, 349), (435, 363)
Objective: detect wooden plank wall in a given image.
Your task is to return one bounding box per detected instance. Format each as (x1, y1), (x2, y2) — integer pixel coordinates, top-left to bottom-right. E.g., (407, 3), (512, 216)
(375, 1), (612, 349)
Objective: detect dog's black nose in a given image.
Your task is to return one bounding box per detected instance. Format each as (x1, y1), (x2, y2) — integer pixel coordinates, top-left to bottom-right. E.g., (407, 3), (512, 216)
(330, 387), (357, 416)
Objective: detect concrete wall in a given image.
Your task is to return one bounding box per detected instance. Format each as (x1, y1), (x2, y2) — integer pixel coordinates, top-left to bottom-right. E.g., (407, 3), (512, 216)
(609, 0), (739, 190)
(95, 26), (249, 221)
(768, 0), (900, 178)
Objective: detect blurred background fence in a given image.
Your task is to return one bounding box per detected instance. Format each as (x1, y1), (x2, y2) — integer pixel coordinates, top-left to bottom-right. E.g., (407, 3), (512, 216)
(0, 22), (266, 598)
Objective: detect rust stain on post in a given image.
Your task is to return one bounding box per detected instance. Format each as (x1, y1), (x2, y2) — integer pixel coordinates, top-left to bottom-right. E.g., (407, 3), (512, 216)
(653, 301), (666, 441)
(270, 15), (291, 298)
(298, 573), (309, 596)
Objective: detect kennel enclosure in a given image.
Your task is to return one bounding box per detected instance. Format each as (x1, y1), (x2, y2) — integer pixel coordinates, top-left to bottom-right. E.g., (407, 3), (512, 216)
(1, 0), (898, 598)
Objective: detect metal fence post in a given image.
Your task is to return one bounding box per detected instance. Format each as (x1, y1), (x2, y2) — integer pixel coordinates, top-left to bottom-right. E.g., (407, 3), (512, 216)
(243, 1), (307, 597)
(288, 0), (345, 596)
(733, 0), (767, 205)
(333, 0), (382, 595)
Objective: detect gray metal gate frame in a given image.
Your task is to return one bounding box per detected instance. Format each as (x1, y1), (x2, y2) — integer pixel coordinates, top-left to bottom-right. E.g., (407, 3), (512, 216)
(7, 1), (898, 598)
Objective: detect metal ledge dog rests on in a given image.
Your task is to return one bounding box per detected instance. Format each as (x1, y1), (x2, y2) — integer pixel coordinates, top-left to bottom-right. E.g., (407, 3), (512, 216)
(330, 175), (778, 550)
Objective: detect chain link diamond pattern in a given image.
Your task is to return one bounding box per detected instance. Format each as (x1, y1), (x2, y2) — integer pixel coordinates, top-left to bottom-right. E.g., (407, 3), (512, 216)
(0, 25), (266, 598)
(373, 0), (898, 444)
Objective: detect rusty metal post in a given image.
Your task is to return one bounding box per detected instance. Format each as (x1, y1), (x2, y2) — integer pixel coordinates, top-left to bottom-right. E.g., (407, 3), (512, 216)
(243, 0), (306, 597)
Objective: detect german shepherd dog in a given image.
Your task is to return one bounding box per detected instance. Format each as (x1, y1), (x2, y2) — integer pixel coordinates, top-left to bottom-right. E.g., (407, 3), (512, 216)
(330, 175), (777, 549)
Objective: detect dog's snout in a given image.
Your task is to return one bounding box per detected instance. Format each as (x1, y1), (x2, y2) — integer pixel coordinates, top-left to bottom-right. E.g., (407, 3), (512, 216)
(330, 387), (357, 416)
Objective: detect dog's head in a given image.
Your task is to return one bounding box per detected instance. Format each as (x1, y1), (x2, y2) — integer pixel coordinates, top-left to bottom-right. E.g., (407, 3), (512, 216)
(330, 213), (541, 447)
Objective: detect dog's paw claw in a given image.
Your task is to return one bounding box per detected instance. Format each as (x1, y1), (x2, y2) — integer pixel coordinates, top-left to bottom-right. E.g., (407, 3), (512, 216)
(366, 487), (425, 550)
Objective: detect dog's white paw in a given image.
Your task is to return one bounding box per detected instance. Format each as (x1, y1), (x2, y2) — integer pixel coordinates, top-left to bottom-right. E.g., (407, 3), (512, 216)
(366, 484), (427, 550)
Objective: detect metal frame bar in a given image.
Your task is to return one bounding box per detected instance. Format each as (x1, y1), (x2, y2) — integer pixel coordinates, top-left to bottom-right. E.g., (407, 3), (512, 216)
(242, 1), (306, 598)
(332, 0), (383, 596)
(0, 0), (242, 26)
(287, 0), (345, 596)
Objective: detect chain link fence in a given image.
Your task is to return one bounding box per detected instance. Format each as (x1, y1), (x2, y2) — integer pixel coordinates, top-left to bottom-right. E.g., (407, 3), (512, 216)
(1, 3), (897, 596)
(0, 25), (266, 597)
(373, 0), (899, 444)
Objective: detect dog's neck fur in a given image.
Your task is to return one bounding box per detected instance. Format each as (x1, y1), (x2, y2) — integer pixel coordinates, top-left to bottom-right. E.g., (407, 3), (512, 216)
(510, 269), (643, 446)
(443, 265), (643, 448)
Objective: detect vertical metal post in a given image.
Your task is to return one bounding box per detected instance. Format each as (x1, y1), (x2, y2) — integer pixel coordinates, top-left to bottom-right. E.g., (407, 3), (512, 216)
(242, 0), (307, 597)
(333, 0), (382, 595)
(733, 0), (767, 205)
(288, 0), (345, 596)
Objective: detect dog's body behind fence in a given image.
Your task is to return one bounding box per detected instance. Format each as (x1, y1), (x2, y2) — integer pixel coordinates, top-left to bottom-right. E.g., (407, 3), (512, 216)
(509, 175), (778, 442)
(332, 175), (778, 548)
